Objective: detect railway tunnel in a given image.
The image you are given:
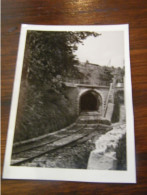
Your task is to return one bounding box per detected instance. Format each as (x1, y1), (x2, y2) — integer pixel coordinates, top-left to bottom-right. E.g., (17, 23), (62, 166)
(78, 90), (103, 124)
(79, 90), (101, 113)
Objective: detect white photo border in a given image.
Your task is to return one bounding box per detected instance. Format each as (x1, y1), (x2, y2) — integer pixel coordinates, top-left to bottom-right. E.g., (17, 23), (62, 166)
(3, 24), (136, 183)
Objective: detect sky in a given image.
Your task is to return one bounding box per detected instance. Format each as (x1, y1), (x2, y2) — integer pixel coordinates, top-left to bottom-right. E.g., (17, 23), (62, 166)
(74, 31), (124, 68)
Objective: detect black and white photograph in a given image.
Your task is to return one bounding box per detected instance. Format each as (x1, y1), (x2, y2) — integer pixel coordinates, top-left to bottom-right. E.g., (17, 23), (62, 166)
(3, 25), (136, 183)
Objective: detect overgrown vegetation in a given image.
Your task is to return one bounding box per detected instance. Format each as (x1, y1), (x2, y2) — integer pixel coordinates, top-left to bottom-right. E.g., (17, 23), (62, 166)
(116, 134), (127, 170)
(111, 90), (124, 123)
(14, 31), (100, 142)
(99, 66), (113, 84)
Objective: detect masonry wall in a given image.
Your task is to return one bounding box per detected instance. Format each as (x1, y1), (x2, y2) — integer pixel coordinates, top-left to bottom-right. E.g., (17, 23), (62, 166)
(65, 85), (111, 118)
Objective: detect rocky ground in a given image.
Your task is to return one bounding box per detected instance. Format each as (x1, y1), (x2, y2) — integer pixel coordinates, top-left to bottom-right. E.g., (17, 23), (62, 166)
(17, 119), (126, 170)
(20, 125), (108, 169)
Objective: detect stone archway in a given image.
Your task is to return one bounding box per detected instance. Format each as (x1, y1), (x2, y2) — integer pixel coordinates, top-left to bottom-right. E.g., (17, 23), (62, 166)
(79, 90), (102, 114)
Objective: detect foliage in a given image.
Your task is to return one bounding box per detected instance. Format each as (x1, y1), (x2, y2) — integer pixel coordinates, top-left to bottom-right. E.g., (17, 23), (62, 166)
(14, 31), (100, 142)
(116, 134), (127, 170)
(14, 81), (76, 141)
(23, 31), (99, 92)
(99, 66), (113, 84)
(111, 91), (124, 123)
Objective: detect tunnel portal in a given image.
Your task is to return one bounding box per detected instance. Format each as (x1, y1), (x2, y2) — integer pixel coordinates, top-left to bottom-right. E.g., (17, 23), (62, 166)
(80, 91), (100, 112)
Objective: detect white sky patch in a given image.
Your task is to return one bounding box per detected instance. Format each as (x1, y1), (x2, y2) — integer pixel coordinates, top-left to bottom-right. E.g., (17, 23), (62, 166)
(75, 31), (124, 68)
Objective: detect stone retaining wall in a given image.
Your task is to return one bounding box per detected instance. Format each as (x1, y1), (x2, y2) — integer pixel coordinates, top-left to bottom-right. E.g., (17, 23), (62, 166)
(87, 123), (126, 170)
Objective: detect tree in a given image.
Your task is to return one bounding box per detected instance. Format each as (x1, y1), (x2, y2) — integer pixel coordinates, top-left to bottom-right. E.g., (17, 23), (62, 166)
(100, 66), (113, 85)
(14, 30), (100, 141)
(23, 31), (100, 92)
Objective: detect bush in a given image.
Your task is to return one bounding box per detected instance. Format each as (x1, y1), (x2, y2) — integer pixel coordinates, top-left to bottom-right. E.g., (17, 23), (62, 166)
(116, 134), (127, 170)
(14, 82), (77, 142)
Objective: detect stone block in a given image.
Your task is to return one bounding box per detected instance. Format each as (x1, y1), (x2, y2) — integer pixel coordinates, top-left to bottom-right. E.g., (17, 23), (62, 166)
(87, 124), (126, 170)
(87, 151), (117, 170)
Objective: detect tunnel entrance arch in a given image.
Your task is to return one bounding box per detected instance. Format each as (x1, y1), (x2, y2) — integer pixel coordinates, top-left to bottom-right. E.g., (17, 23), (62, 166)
(79, 90), (102, 114)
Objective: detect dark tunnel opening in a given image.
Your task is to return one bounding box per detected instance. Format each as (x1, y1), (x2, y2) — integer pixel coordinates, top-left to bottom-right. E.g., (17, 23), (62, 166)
(80, 91), (99, 112)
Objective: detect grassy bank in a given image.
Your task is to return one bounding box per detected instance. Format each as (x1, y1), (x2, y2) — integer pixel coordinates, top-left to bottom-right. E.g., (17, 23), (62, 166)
(13, 81), (77, 142)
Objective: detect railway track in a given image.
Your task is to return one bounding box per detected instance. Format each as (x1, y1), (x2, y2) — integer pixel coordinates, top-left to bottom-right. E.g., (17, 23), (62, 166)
(11, 115), (112, 166)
